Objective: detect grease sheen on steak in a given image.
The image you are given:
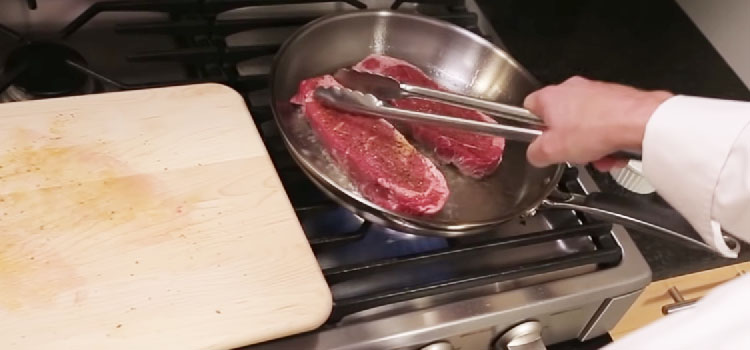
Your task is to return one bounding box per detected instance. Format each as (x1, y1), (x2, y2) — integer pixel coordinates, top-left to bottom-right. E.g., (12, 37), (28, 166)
(353, 54), (505, 178)
(291, 75), (449, 215)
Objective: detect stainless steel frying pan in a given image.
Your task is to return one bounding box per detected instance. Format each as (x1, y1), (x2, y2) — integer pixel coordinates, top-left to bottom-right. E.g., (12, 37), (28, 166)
(270, 10), (738, 255)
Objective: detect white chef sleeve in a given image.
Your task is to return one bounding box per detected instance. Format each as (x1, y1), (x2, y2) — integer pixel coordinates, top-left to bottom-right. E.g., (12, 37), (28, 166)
(642, 95), (750, 258)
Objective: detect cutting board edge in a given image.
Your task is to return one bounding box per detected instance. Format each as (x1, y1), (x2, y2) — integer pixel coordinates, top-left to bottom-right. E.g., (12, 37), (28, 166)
(207, 81), (336, 341)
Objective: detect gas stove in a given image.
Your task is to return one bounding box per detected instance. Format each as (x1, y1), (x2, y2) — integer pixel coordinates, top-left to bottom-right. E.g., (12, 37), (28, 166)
(0, 1), (650, 349)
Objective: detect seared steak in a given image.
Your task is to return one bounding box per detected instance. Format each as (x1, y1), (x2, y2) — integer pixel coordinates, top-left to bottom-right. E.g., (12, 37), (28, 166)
(291, 75), (449, 215)
(354, 54), (505, 178)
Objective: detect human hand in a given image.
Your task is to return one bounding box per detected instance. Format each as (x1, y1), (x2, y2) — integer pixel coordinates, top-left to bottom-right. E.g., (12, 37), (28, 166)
(523, 76), (673, 171)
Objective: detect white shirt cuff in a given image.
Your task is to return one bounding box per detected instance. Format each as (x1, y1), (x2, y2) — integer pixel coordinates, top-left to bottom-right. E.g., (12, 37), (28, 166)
(643, 95), (748, 258)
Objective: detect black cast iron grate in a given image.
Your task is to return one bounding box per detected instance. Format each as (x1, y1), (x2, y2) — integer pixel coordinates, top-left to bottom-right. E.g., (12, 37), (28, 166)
(0, 0), (480, 97)
(323, 222), (621, 322)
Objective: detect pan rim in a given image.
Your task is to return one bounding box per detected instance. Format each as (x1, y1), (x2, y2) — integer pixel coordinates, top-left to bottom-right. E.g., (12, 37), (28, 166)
(270, 10), (563, 236)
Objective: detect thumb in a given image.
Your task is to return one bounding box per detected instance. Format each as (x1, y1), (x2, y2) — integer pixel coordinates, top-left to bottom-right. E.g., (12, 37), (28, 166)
(523, 91), (541, 115)
(526, 133), (557, 168)
(592, 157), (629, 172)
(524, 86), (556, 117)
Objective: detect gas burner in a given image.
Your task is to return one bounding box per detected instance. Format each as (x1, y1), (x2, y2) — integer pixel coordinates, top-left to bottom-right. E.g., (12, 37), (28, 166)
(1, 42), (96, 102)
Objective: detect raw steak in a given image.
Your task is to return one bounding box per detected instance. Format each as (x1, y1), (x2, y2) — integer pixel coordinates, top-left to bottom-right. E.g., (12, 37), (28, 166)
(353, 54), (505, 178)
(291, 75), (449, 215)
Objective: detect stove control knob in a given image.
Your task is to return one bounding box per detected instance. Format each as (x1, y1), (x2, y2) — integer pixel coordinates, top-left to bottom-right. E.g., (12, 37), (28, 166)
(494, 321), (546, 350)
(419, 341), (454, 350)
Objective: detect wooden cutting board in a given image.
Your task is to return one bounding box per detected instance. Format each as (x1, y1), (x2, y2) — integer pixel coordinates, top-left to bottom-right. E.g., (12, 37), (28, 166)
(0, 84), (332, 350)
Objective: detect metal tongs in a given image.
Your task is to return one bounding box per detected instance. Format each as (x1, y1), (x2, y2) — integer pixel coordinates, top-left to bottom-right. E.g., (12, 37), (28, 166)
(315, 69), (641, 159)
(332, 68), (545, 127)
(314, 86), (543, 142)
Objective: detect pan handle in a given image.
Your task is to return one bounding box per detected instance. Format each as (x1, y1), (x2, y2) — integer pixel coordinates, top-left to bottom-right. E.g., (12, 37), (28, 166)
(542, 191), (740, 256)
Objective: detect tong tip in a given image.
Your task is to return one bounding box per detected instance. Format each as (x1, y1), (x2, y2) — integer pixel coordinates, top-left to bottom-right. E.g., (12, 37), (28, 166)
(314, 85), (383, 108)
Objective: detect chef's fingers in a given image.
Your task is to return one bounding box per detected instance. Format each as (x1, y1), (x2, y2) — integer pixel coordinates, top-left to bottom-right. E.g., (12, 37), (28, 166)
(523, 85), (555, 118)
(592, 157), (628, 172)
(523, 92), (540, 115)
(592, 159), (612, 172)
(527, 133), (558, 168)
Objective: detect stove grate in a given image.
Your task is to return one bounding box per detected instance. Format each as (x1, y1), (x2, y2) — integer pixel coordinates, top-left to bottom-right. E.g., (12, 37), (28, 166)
(0, 1), (482, 97)
(324, 223), (622, 322)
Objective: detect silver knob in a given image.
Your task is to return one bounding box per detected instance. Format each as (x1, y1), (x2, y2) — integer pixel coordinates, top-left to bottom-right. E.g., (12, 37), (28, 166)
(419, 341), (454, 350)
(661, 286), (698, 315)
(662, 270), (745, 315)
(494, 321), (546, 350)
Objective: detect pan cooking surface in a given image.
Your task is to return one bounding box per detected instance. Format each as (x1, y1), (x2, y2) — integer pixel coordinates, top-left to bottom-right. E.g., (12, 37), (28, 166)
(288, 106), (532, 223)
(272, 11), (561, 234)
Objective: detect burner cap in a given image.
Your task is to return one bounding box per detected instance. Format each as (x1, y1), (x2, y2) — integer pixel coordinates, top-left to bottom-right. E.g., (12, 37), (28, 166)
(5, 42), (88, 98)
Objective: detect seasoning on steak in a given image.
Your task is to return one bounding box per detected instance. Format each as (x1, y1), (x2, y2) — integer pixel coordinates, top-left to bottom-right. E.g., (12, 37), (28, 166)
(353, 54), (505, 178)
(291, 75), (449, 215)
